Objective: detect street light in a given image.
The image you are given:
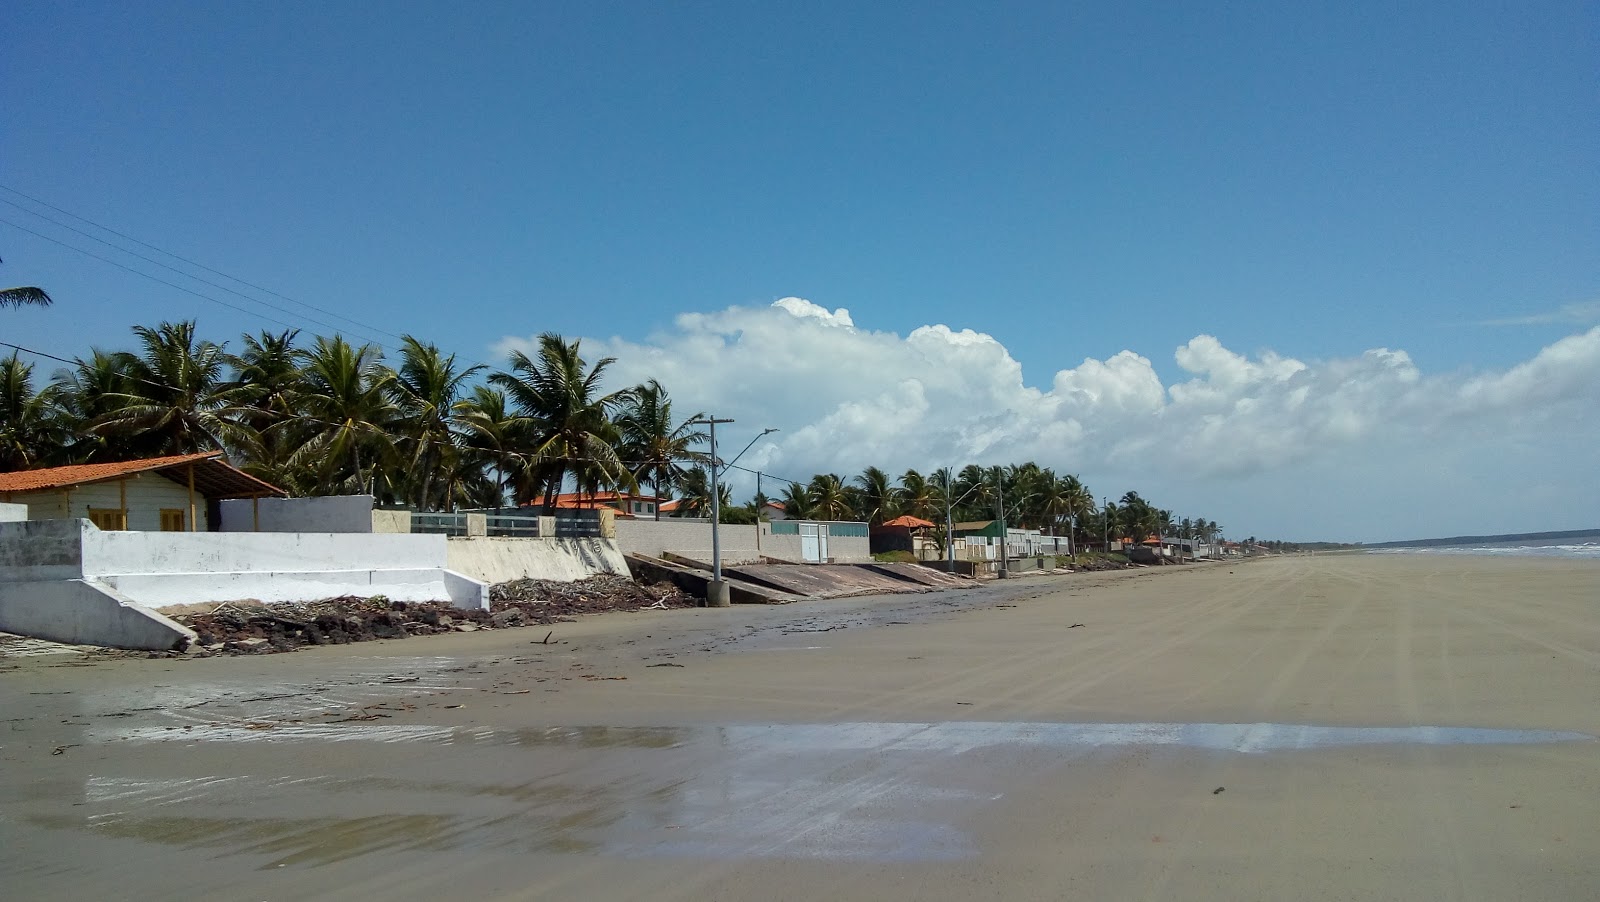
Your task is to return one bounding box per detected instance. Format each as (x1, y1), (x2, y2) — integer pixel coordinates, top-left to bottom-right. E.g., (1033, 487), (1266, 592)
(942, 470), (990, 570)
(687, 419), (776, 608)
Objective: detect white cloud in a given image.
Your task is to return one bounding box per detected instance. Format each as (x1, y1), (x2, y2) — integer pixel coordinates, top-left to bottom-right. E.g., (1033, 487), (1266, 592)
(495, 302), (1600, 539)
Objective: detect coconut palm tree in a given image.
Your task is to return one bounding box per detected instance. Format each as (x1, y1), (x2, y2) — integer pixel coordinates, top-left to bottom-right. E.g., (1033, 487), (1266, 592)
(672, 467), (731, 519)
(453, 385), (524, 508)
(953, 464), (993, 522)
(779, 481), (815, 520)
(898, 469), (941, 522)
(89, 321), (250, 457)
(45, 349), (132, 464)
(0, 255), (51, 309)
(388, 336), (483, 511)
(489, 333), (632, 508)
(616, 380), (707, 519)
(852, 466), (900, 524)
(0, 353), (65, 470)
(291, 334), (396, 495)
(809, 473), (852, 521)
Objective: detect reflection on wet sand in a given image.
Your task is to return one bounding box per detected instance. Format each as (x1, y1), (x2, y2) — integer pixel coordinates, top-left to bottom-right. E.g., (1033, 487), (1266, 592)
(39, 721), (1590, 867)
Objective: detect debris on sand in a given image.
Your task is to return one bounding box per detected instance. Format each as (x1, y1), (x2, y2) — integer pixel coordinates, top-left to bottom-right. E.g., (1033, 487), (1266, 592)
(164, 575), (694, 657)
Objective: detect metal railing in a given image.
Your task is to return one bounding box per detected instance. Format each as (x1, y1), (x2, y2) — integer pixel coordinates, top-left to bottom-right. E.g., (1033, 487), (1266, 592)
(411, 512), (467, 536)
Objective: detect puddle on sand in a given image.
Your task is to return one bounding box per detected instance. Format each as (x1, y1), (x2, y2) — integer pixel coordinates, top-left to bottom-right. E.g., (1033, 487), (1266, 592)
(37, 721), (1590, 869)
(93, 720), (1592, 752)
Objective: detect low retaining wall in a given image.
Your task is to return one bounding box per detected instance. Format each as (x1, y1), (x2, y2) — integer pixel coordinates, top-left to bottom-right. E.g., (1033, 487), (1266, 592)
(613, 519), (764, 565)
(0, 520), (488, 650)
(446, 536), (630, 584)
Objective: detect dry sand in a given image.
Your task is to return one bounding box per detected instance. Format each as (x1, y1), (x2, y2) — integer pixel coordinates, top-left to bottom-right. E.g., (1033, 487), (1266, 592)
(2, 553), (1597, 900)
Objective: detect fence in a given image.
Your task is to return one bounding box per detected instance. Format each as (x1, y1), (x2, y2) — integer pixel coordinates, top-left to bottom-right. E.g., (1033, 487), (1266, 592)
(409, 510), (602, 538)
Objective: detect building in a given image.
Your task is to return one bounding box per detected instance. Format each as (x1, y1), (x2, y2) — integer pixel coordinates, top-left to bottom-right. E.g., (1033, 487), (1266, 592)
(870, 514), (936, 556)
(0, 452), (285, 532)
(549, 491), (662, 519)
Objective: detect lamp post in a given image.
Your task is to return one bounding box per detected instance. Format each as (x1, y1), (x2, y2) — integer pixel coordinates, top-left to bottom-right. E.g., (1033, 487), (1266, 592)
(1102, 497), (1110, 554)
(994, 468), (1009, 579)
(688, 419), (776, 607)
(723, 428), (778, 557)
(688, 416), (734, 606)
(942, 470), (990, 571)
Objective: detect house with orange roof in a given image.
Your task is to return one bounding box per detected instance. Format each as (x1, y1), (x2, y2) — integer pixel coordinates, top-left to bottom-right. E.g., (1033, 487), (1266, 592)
(549, 491), (663, 519)
(0, 452), (285, 532)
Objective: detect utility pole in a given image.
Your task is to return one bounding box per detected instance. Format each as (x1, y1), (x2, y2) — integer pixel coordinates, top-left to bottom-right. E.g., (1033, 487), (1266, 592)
(995, 469), (1009, 579)
(1103, 496), (1110, 555)
(688, 416), (735, 606)
(944, 470), (955, 568)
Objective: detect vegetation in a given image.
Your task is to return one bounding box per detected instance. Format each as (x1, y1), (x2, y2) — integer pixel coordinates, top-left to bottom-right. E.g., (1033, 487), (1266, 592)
(4, 320), (1273, 546)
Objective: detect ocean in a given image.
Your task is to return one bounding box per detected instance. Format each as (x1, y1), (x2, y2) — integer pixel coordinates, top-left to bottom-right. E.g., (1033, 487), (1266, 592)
(1370, 532), (1600, 560)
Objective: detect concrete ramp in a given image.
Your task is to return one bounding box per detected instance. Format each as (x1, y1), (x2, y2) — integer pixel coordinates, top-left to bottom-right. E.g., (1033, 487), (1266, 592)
(624, 555), (801, 605)
(0, 579), (196, 651)
(865, 562), (972, 588)
(721, 564), (932, 599)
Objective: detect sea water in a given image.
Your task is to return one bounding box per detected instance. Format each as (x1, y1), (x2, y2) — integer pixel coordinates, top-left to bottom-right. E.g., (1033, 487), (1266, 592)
(1371, 532), (1600, 559)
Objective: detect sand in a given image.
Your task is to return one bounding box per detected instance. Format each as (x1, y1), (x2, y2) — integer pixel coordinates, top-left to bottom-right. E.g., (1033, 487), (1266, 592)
(2, 553), (1597, 900)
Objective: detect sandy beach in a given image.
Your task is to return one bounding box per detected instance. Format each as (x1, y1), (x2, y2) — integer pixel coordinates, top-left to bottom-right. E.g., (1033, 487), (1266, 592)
(3, 553), (1597, 900)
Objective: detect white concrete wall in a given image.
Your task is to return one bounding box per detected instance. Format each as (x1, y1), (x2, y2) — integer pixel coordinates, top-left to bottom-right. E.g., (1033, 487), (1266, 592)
(371, 509), (412, 533)
(10, 472), (208, 530)
(219, 494), (376, 533)
(0, 502), (28, 522)
(612, 518), (762, 564)
(759, 524), (874, 564)
(82, 530), (444, 575)
(0, 519), (91, 581)
(446, 537), (630, 584)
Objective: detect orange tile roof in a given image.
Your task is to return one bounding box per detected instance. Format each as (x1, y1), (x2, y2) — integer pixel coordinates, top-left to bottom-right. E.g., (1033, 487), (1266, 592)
(551, 491), (661, 511)
(0, 452), (285, 499)
(879, 515), (936, 529)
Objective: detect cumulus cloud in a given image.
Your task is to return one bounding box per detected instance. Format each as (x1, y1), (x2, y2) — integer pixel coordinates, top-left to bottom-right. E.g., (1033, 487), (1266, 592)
(494, 300), (1600, 535)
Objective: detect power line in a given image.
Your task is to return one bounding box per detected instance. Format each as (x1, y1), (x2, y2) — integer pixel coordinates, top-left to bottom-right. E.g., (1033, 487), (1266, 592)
(0, 184), (406, 344)
(0, 217), (306, 332)
(0, 211), (396, 347)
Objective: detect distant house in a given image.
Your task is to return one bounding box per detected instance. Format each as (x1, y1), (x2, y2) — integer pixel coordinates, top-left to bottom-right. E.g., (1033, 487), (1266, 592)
(870, 514), (936, 555)
(550, 491), (662, 519)
(761, 500), (788, 521)
(0, 452), (285, 532)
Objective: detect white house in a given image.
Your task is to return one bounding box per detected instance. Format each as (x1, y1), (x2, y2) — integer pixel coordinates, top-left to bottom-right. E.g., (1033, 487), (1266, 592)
(0, 451), (285, 532)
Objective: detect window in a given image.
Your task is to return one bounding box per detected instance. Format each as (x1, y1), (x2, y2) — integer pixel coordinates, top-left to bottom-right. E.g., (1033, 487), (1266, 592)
(160, 509), (186, 531)
(87, 508), (127, 530)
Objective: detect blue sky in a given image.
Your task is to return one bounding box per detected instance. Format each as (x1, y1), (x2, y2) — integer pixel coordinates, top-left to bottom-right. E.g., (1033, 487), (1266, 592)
(4, 1), (1597, 541)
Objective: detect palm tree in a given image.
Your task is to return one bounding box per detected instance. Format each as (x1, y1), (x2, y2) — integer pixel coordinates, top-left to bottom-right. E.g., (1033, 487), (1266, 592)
(1031, 468), (1071, 537)
(230, 329), (310, 491)
(0, 354), (64, 470)
(953, 464), (993, 522)
(292, 334), (396, 495)
(616, 380), (707, 519)
(49, 349), (136, 463)
(0, 255), (51, 309)
(672, 467), (731, 519)
(454, 385), (525, 508)
(809, 473), (852, 521)
(779, 481), (815, 520)
(89, 322), (249, 457)
(388, 336), (483, 511)
(489, 333), (632, 508)
(898, 469), (941, 522)
(852, 466), (900, 524)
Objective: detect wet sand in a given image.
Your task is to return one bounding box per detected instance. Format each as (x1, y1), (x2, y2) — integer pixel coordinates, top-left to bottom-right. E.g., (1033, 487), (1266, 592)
(2, 554), (1597, 900)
